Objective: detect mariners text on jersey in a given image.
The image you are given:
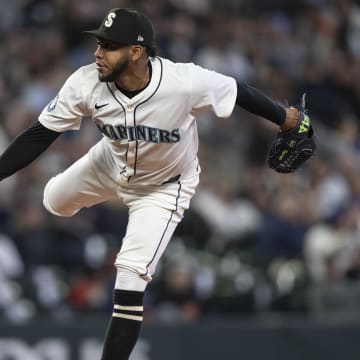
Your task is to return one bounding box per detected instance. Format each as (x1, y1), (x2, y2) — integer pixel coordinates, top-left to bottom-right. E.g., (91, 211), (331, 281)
(95, 121), (181, 143)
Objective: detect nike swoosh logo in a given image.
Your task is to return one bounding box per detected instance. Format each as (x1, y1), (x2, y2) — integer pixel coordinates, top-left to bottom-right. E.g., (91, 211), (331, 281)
(95, 103), (109, 110)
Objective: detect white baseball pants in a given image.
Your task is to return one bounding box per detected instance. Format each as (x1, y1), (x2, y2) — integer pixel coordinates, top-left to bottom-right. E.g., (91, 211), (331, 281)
(43, 144), (199, 291)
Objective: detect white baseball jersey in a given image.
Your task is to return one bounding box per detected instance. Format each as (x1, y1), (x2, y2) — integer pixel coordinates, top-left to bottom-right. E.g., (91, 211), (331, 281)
(39, 57), (237, 186)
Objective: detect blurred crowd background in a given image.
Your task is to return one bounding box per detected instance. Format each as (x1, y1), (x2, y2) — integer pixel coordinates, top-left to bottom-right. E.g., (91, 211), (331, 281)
(0, 0), (360, 325)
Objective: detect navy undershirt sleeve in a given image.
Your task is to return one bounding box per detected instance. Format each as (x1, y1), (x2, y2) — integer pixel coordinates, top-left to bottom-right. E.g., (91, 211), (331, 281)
(236, 82), (286, 126)
(0, 121), (61, 181)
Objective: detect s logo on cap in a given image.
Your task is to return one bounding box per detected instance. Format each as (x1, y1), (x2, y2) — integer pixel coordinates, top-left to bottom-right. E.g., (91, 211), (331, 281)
(105, 12), (116, 27)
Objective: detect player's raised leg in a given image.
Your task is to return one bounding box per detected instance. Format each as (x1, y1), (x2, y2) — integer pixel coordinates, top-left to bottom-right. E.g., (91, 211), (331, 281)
(43, 151), (117, 217)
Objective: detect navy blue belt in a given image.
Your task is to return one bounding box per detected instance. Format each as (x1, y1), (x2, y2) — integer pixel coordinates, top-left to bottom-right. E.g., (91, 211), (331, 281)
(162, 174), (180, 185)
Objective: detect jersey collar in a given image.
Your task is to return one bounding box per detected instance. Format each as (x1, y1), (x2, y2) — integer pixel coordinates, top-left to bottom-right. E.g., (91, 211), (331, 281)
(108, 57), (162, 105)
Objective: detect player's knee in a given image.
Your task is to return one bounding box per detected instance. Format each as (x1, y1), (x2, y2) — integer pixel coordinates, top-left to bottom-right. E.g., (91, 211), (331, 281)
(114, 266), (149, 292)
(43, 177), (77, 217)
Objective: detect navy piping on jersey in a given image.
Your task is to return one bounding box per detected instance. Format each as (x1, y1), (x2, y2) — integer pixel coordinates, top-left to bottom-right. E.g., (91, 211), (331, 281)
(133, 58), (163, 176)
(106, 82), (129, 162)
(140, 180), (182, 278)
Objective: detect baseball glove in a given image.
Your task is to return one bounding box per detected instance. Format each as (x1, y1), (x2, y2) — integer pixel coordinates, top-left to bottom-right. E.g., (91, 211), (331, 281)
(267, 94), (316, 173)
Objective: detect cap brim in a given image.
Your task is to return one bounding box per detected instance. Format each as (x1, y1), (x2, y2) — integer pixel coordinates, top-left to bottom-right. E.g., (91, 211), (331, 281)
(83, 29), (151, 47)
(83, 30), (115, 42)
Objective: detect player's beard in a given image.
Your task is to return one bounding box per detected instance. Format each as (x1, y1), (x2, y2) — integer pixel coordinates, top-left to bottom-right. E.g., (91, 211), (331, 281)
(99, 57), (129, 83)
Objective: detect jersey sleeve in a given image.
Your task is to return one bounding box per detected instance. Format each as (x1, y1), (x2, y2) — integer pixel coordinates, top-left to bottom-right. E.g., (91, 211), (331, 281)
(189, 63), (237, 118)
(38, 67), (90, 132)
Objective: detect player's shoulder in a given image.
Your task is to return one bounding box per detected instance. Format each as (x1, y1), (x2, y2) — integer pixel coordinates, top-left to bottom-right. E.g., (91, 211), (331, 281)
(156, 56), (199, 77)
(157, 56), (194, 69)
(67, 63), (98, 84)
(62, 63), (100, 98)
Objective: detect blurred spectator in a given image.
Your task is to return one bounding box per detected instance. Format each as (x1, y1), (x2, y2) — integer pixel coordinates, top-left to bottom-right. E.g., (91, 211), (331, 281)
(152, 260), (202, 322)
(192, 181), (261, 246)
(254, 190), (309, 266)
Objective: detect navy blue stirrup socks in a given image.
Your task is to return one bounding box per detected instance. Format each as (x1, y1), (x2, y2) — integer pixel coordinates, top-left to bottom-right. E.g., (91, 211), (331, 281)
(101, 289), (145, 360)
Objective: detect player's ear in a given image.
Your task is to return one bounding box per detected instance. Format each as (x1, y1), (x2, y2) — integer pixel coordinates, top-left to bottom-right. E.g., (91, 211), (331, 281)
(129, 45), (146, 61)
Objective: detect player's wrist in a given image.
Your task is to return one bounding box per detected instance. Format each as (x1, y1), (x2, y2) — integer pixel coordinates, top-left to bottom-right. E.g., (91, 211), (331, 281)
(281, 107), (300, 132)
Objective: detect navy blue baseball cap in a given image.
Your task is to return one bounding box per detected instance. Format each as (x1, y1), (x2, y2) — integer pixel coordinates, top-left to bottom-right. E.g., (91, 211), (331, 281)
(84, 8), (155, 46)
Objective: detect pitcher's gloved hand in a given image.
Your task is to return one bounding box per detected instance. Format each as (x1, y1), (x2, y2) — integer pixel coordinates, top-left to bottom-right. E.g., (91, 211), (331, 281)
(267, 94), (316, 173)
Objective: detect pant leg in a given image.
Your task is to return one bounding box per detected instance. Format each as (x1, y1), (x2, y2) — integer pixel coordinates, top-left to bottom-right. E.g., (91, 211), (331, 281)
(43, 151), (117, 217)
(114, 174), (199, 289)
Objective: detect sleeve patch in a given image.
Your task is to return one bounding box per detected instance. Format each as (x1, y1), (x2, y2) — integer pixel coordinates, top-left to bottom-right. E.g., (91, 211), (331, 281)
(47, 93), (60, 112)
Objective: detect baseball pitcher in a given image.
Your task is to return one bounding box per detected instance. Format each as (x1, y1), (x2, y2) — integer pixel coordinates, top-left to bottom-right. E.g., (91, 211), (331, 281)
(0, 8), (315, 360)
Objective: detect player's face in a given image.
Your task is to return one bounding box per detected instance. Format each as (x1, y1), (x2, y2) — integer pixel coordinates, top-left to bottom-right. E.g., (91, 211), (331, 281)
(95, 39), (131, 82)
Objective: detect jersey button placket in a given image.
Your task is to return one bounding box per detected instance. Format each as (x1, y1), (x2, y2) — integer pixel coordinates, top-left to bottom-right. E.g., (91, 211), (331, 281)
(125, 104), (136, 180)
